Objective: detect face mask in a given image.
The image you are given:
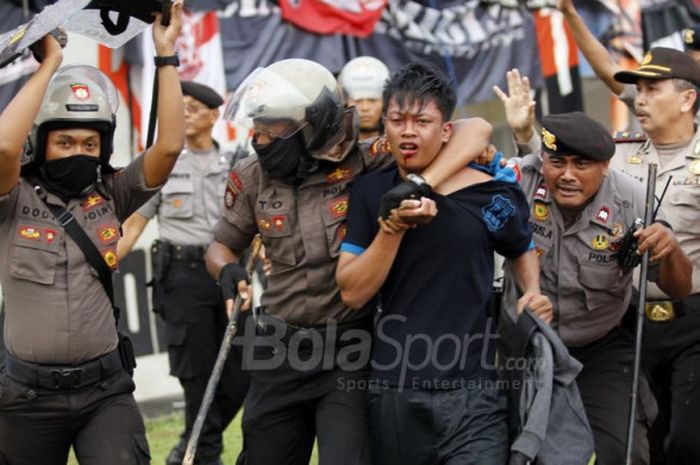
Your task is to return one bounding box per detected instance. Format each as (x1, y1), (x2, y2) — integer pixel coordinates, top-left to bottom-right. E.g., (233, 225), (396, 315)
(39, 155), (100, 199)
(252, 132), (309, 181)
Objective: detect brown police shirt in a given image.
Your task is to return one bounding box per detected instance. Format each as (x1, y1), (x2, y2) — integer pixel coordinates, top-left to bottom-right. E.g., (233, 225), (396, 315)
(611, 129), (700, 299)
(213, 140), (391, 327)
(0, 155), (160, 364)
(510, 153), (661, 347)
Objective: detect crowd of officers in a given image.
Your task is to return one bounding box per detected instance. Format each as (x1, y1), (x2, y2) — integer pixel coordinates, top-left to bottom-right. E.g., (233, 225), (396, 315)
(0, 0), (699, 464)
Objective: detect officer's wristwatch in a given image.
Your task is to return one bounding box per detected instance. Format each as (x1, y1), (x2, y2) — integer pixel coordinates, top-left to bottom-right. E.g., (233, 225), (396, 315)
(154, 54), (180, 67)
(406, 173), (428, 188)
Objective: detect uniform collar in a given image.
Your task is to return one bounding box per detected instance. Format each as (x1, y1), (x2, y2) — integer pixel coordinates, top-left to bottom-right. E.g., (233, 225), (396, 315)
(557, 174), (619, 236)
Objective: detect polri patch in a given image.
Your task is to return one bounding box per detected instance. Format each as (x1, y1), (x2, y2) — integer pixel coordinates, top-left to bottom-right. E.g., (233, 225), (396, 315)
(591, 234), (608, 251)
(326, 167), (353, 183)
(103, 249), (117, 269)
(533, 202), (549, 221)
(18, 225), (42, 241)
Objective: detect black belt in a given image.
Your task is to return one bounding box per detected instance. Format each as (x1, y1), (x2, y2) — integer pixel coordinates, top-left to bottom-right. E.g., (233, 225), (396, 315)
(164, 242), (207, 262)
(255, 312), (372, 347)
(646, 293), (700, 323)
(5, 350), (123, 390)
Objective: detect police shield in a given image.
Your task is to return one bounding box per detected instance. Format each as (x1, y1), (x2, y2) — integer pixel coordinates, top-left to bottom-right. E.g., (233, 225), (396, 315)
(0, 0), (89, 69)
(63, 0), (169, 49)
(0, 0), (170, 69)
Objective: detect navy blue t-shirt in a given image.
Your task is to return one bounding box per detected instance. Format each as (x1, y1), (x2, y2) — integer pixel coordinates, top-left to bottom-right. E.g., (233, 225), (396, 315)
(341, 165), (533, 390)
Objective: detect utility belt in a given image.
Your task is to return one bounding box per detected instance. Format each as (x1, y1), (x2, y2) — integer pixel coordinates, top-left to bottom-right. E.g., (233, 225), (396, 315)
(163, 241), (207, 262)
(255, 310), (372, 349)
(645, 293), (700, 323)
(5, 350), (123, 390)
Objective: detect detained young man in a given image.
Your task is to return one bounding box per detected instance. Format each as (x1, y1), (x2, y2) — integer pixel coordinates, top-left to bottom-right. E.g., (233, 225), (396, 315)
(336, 63), (551, 465)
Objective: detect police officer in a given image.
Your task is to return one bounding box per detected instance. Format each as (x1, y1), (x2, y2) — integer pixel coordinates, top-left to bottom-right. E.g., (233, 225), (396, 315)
(205, 58), (494, 465)
(0, 5), (184, 464)
(118, 80), (250, 465)
(338, 56), (390, 140)
(608, 49), (700, 465)
(493, 93), (692, 463)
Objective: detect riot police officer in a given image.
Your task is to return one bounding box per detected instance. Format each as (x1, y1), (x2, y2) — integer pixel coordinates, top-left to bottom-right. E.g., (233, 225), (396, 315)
(0, 4), (184, 464)
(118, 80), (250, 465)
(338, 56), (390, 140)
(205, 58), (494, 465)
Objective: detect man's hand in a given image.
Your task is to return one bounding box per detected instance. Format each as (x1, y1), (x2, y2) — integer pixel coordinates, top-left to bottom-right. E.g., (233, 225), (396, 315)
(378, 180), (432, 220)
(473, 144), (498, 166)
(152, 1), (183, 57)
(635, 222), (680, 262)
(518, 292), (553, 324)
(493, 69), (536, 143)
(219, 262), (252, 317)
(557, 0), (577, 16)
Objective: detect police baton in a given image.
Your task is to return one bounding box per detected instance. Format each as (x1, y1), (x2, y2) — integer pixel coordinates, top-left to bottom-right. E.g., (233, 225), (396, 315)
(624, 163), (657, 465)
(183, 234), (263, 465)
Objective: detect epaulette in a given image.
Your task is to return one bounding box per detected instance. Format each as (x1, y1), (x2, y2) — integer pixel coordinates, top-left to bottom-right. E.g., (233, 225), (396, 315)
(612, 131), (647, 143)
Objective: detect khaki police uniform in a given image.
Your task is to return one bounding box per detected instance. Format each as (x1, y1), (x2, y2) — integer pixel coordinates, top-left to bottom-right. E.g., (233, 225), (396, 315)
(507, 146), (659, 465)
(138, 146), (249, 465)
(0, 156), (157, 465)
(611, 131), (700, 465)
(213, 140), (390, 465)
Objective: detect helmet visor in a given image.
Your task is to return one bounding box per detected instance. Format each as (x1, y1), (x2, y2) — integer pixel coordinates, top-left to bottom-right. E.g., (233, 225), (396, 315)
(224, 67), (310, 139)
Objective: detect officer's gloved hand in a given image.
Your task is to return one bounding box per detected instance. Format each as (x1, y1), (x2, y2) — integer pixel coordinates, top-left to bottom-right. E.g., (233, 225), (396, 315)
(379, 178), (432, 220)
(218, 262), (248, 301)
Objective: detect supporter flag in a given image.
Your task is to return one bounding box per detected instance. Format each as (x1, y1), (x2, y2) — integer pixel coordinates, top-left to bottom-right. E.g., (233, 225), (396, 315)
(141, 9), (237, 148)
(279, 0), (388, 38)
(533, 8), (583, 114)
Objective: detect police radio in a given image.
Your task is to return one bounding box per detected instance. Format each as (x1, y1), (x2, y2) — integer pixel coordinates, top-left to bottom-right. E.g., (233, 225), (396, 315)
(616, 175), (671, 270)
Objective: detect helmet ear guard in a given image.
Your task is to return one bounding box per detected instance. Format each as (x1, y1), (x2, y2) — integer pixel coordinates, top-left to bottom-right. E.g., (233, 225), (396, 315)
(304, 87), (345, 152)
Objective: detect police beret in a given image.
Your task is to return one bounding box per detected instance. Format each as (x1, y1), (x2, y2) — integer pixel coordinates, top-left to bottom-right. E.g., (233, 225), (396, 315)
(683, 26), (700, 52)
(614, 47), (700, 88)
(181, 80), (224, 108)
(540, 112), (615, 161)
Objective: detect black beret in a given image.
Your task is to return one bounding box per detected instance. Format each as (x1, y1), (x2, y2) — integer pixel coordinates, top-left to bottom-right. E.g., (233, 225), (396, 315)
(683, 26), (700, 52)
(181, 80), (224, 108)
(614, 47), (700, 88)
(540, 112), (615, 161)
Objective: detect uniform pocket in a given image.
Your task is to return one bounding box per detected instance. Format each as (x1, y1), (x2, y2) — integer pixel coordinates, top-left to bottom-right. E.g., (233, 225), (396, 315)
(257, 212), (296, 267)
(578, 263), (626, 312)
(160, 178), (195, 219)
(10, 227), (58, 285)
(668, 187), (700, 233)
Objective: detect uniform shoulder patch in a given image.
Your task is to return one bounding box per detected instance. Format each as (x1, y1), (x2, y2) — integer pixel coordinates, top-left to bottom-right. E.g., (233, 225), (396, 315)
(368, 137), (391, 158)
(612, 131), (647, 143)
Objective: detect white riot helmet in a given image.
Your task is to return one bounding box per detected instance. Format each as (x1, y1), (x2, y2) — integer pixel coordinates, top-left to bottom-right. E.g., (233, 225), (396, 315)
(25, 64), (119, 170)
(338, 56), (390, 100)
(225, 58), (356, 163)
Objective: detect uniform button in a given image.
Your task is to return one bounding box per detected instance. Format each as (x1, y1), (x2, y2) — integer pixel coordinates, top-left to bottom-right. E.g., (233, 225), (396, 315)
(26, 389), (36, 399)
(272, 348), (278, 355)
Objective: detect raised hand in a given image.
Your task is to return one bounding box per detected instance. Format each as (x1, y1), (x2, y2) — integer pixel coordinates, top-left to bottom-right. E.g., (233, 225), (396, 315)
(493, 69), (536, 137)
(152, 1), (184, 57)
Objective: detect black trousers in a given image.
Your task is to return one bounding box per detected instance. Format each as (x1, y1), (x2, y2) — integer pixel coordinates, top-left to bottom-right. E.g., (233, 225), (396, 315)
(159, 259), (250, 462)
(571, 327), (657, 465)
(644, 299), (700, 465)
(0, 362), (149, 465)
(368, 384), (508, 465)
(236, 318), (373, 465)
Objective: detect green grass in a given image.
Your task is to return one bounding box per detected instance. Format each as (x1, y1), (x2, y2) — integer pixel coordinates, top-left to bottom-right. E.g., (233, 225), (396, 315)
(68, 410), (318, 464)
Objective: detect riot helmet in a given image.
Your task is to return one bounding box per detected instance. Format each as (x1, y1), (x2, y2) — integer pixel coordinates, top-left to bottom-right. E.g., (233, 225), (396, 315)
(25, 64), (119, 171)
(338, 56), (390, 100)
(225, 58), (356, 163)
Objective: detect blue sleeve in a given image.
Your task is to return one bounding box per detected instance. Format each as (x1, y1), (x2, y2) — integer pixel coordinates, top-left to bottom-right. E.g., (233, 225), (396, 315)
(484, 184), (534, 259)
(340, 176), (378, 256)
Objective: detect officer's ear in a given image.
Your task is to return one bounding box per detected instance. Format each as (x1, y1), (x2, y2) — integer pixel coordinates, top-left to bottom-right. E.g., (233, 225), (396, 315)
(680, 87), (698, 114)
(209, 108), (220, 125)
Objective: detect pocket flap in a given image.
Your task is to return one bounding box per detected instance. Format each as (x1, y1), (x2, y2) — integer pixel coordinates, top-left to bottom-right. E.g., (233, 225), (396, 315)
(162, 178), (194, 194)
